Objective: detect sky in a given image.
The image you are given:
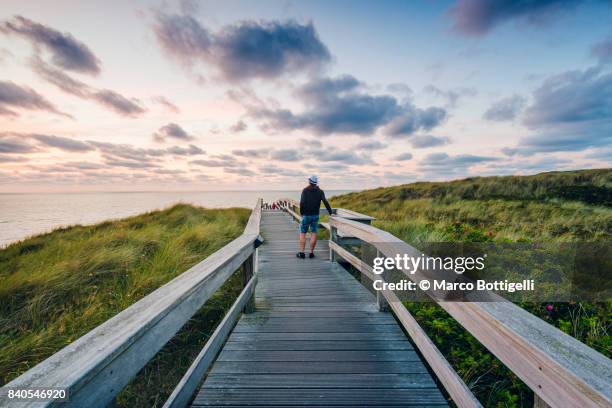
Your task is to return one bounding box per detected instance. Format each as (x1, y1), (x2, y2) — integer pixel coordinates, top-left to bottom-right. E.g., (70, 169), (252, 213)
(0, 0), (610, 192)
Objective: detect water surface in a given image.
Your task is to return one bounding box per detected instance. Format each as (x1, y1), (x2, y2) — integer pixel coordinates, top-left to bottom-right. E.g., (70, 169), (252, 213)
(0, 190), (350, 247)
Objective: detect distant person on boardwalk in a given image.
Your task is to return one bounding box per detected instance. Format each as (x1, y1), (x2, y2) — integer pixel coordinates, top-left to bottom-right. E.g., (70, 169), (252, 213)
(297, 175), (333, 259)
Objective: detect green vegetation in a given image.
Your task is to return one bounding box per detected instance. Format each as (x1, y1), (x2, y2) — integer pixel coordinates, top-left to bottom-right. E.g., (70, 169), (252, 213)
(0, 203), (249, 405)
(331, 168), (611, 407)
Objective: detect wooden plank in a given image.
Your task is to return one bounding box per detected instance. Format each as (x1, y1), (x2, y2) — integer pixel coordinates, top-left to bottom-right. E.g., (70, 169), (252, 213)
(217, 350), (421, 362)
(194, 406), (448, 408)
(232, 323), (403, 333)
(201, 373), (435, 388)
(192, 388), (447, 406)
(237, 316), (397, 324)
(242, 310), (386, 318)
(227, 332), (408, 341)
(210, 361), (430, 375)
(163, 271), (258, 408)
(223, 340), (413, 351)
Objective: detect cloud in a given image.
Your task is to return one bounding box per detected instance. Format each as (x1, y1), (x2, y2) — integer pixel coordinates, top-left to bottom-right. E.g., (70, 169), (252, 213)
(103, 156), (159, 169)
(1, 134), (206, 170)
(393, 153), (413, 161)
(0, 134), (38, 153)
(0, 154), (28, 163)
(385, 106), (447, 137)
(259, 165), (303, 177)
(504, 67), (612, 155)
(1, 15), (101, 74)
(166, 144), (205, 156)
(224, 167), (256, 176)
(0, 80), (67, 117)
(419, 152), (498, 175)
(153, 168), (185, 175)
(524, 67), (610, 127)
(153, 122), (195, 142)
(91, 90), (146, 117)
(62, 161), (107, 170)
(191, 159), (238, 167)
(309, 147), (374, 165)
(382, 172), (416, 184)
(152, 95), (180, 113)
(424, 85), (477, 108)
(270, 149), (302, 161)
(449, 0), (583, 36)
(153, 13), (331, 81)
(354, 140), (387, 151)
(30, 134), (93, 152)
(298, 138), (322, 147)
(229, 120), (247, 133)
(253, 75), (447, 137)
(591, 37), (612, 65)
(314, 163), (349, 172)
(483, 95), (526, 121)
(30, 56), (146, 117)
(86, 141), (194, 170)
(153, 13), (211, 65)
(409, 134), (451, 148)
(585, 147), (612, 161)
(386, 83), (413, 101)
(232, 148), (270, 158)
(231, 147), (300, 161)
(481, 156), (574, 175)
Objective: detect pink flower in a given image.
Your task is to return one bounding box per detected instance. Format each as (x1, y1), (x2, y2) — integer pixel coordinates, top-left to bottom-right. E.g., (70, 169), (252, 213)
(546, 304), (553, 312)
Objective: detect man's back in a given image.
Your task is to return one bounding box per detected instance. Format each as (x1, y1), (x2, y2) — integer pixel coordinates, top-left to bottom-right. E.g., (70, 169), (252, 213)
(300, 185), (332, 216)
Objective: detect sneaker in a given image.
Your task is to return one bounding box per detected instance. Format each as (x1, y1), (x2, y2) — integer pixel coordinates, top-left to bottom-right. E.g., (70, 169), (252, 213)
(309, 252), (315, 258)
(296, 252), (305, 259)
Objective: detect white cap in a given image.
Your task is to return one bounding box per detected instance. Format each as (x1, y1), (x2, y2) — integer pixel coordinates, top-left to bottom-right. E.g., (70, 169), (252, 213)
(308, 175), (318, 185)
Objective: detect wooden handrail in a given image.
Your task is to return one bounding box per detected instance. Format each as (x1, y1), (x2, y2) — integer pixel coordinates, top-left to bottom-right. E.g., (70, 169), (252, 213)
(329, 241), (482, 407)
(163, 265), (259, 408)
(3, 199), (263, 408)
(329, 215), (612, 408)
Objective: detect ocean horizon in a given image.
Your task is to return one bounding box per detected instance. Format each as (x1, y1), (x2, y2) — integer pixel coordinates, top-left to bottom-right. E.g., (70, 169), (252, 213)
(0, 190), (353, 247)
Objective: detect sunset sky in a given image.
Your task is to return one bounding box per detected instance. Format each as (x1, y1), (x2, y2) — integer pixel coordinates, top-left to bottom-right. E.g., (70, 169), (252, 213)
(0, 0), (610, 192)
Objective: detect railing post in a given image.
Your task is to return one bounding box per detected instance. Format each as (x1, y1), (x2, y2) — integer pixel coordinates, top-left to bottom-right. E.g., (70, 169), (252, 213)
(375, 249), (390, 312)
(242, 253), (255, 313)
(533, 395), (551, 408)
(330, 225), (338, 262)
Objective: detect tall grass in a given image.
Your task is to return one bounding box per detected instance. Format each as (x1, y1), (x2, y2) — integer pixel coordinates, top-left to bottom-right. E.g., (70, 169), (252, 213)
(331, 169), (611, 407)
(0, 204), (249, 386)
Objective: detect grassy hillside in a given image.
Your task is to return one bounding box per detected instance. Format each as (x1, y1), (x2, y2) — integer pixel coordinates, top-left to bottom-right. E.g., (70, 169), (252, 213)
(332, 169), (611, 243)
(331, 169), (611, 407)
(0, 204), (249, 405)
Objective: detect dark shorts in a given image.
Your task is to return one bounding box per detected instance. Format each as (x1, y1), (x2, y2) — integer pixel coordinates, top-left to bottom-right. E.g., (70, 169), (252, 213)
(300, 215), (319, 233)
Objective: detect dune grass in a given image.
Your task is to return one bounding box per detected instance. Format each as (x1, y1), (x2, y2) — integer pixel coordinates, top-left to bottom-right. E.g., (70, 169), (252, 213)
(331, 168), (611, 407)
(0, 204), (249, 387)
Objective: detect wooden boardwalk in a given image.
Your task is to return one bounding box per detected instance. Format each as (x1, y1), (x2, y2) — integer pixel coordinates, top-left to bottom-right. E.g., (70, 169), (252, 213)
(191, 210), (448, 407)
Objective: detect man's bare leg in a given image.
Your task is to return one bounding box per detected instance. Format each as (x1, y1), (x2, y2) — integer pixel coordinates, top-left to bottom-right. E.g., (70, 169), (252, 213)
(310, 232), (318, 253)
(299, 232), (306, 252)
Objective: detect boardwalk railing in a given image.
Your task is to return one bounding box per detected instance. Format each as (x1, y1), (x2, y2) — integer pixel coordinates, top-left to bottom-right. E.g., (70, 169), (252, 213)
(4, 199), (264, 408)
(330, 217), (610, 407)
(283, 198), (611, 408)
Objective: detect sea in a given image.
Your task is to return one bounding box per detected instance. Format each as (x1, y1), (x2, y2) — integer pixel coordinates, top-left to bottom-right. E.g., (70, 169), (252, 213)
(0, 190), (351, 247)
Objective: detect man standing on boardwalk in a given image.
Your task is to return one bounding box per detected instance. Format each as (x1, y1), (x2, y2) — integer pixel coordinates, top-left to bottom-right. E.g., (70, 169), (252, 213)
(297, 175), (333, 259)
